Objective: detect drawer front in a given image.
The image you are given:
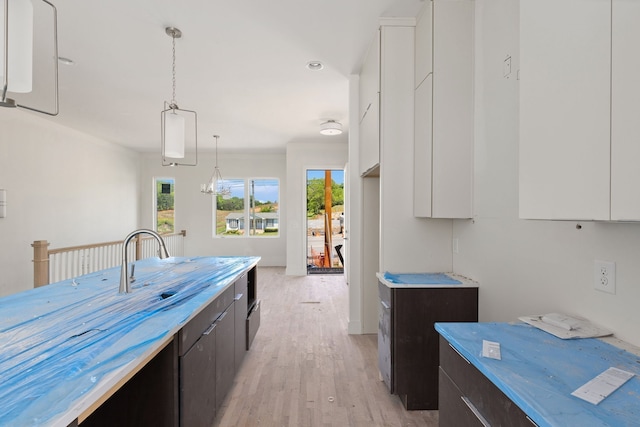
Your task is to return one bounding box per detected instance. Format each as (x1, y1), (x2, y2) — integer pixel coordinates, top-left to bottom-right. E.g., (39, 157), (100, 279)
(180, 286), (236, 355)
(246, 299), (261, 350)
(439, 336), (535, 427)
(439, 368), (487, 427)
(234, 273), (248, 300)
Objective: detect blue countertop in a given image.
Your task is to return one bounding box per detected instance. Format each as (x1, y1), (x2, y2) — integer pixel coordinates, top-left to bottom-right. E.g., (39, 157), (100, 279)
(376, 271), (477, 288)
(436, 322), (640, 427)
(0, 256), (259, 426)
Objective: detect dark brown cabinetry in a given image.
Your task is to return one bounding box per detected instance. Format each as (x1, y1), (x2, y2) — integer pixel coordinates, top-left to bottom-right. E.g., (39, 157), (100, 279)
(439, 336), (535, 426)
(234, 273), (248, 366)
(378, 282), (478, 410)
(79, 266), (258, 427)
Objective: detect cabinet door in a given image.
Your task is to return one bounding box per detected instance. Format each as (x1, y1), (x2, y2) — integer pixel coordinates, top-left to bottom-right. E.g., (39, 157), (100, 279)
(215, 307), (235, 410)
(611, 0), (640, 220)
(519, 0), (611, 220)
(432, 0), (473, 219)
(234, 278), (248, 369)
(415, 3), (433, 89)
(181, 325), (216, 427)
(359, 30), (380, 176)
(377, 282), (393, 392)
(414, 74), (433, 217)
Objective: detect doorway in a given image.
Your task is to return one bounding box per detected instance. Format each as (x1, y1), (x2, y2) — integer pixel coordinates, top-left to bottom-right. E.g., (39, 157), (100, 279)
(306, 169), (345, 274)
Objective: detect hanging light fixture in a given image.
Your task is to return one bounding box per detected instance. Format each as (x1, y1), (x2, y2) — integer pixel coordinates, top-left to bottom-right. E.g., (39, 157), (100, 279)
(161, 26), (197, 166)
(201, 135), (231, 198)
(320, 120), (343, 135)
(1, 0), (58, 115)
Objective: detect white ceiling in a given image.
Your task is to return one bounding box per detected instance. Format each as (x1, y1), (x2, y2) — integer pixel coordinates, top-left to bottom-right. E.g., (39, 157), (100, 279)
(33, 0), (423, 153)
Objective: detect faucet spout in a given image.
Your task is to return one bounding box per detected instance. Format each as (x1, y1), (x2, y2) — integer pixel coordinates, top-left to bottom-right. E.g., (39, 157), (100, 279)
(119, 229), (171, 294)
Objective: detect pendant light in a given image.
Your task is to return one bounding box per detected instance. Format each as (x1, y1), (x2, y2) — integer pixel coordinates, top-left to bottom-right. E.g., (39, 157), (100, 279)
(201, 135), (231, 198)
(1, 0), (58, 115)
(161, 26), (197, 166)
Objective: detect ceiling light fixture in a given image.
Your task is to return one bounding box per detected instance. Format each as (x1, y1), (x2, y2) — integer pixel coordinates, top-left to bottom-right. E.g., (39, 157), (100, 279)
(161, 26), (197, 167)
(306, 61), (324, 71)
(320, 120), (342, 136)
(201, 135), (231, 198)
(1, 0), (58, 115)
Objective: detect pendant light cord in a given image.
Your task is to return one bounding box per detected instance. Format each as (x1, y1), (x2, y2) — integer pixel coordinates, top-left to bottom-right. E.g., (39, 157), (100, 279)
(171, 33), (177, 107)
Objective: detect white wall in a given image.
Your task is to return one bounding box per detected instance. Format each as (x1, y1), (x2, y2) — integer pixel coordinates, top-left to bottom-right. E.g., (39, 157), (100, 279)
(0, 109), (140, 296)
(139, 151), (287, 266)
(285, 140), (348, 275)
(455, 0), (640, 347)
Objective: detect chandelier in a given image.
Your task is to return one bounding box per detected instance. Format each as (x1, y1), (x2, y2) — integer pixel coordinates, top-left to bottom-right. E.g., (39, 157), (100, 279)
(201, 135), (231, 198)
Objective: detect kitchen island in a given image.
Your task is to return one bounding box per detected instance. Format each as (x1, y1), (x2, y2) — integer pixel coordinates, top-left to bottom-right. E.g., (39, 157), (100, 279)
(0, 256), (260, 426)
(436, 322), (640, 426)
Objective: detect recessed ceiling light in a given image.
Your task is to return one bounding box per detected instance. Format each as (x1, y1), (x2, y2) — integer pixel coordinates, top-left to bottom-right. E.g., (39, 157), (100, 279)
(306, 61), (324, 71)
(58, 57), (75, 66)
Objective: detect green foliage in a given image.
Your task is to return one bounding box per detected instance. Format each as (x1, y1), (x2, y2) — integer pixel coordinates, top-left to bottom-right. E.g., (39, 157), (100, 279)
(306, 178), (344, 216)
(157, 193), (174, 211)
(216, 195), (244, 211)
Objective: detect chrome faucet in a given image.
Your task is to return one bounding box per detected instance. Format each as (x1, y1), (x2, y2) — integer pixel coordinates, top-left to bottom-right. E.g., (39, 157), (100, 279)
(119, 229), (171, 293)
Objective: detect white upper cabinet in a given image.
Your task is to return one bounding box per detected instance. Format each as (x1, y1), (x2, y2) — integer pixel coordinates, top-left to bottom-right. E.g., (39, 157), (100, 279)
(519, 0), (611, 220)
(611, 0), (640, 220)
(359, 30), (380, 176)
(414, 0), (474, 219)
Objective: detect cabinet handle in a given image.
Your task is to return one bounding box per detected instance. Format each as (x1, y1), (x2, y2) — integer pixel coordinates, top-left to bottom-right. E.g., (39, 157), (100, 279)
(234, 293), (244, 301)
(203, 322), (217, 336)
(526, 416), (539, 426)
(218, 311), (228, 322)
(380, 300), (391, 310)
(449, 342), (471, 364)
(460, 396), (491, 427)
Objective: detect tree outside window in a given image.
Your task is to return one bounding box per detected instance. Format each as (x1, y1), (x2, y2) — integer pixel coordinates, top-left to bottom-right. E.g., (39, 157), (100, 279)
(155, 178), (175, 234)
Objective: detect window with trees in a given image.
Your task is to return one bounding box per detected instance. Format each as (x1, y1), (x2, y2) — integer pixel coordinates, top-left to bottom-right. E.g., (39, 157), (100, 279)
(214, 178), (279, 238)
(155, 178), (175, 234)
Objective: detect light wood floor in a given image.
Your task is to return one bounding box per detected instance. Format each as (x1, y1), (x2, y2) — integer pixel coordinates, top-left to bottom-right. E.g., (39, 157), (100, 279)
(214, 267), (438, 427)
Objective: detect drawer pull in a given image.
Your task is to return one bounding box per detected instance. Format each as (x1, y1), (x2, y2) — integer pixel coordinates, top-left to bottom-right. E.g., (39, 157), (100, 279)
(380, 300), (391, 310)
(449, 342), (471, 364)
(461, 396), (491, 427)
(526, 416), (539, 426)
(203, 322), (217, 336)
(234, 293), (244, 301)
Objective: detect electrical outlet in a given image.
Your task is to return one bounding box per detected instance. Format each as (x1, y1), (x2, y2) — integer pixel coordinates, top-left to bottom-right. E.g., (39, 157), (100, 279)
(594, 260), (616, 294)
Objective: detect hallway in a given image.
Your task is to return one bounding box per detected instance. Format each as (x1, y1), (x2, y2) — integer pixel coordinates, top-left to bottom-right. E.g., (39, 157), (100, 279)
(214, 267), (438, 427)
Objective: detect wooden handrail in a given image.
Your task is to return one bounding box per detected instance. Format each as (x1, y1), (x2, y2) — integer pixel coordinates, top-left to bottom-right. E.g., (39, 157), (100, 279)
(33, 230), (187, 287)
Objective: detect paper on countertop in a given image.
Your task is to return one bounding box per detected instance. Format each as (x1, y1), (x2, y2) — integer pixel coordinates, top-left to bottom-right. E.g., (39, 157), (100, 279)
(482, 340), (502, 360)
(518, 313), (612, 339)
(571, 367), (635, 405)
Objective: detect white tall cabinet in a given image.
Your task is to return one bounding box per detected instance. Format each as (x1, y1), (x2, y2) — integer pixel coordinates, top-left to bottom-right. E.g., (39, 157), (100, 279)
(611, 0), (640, 221)
(520, 0), (640, 221)
(413, 0), (474, 219)
(359, 31), (380, 177)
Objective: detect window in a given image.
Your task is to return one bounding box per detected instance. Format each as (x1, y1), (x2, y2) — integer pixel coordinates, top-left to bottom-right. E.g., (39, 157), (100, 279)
(155, 178), (175, 234)
(214, 178), (279, 238)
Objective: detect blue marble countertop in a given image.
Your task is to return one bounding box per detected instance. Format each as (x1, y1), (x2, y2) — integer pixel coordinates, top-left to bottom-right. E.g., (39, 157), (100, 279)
(436, 322), (640, 427)
(0, 256), (260, 426)
(376, 271), (478, 288)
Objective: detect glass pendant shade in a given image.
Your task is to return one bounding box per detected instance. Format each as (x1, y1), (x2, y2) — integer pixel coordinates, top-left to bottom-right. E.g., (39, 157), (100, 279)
(1, 0), (58, 115)
(164, 110), (185, 158)
(0, 0), (33, 93)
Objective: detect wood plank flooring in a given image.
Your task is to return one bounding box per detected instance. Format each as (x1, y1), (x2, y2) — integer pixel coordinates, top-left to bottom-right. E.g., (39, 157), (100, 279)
(214, 267), (438, 427)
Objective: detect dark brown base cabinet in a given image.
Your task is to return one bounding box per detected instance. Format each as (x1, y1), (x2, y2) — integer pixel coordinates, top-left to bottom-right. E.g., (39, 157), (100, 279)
(439, 336), (536, 426)
(80, 266), (258, 427)
(378, 282), (478, 410)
